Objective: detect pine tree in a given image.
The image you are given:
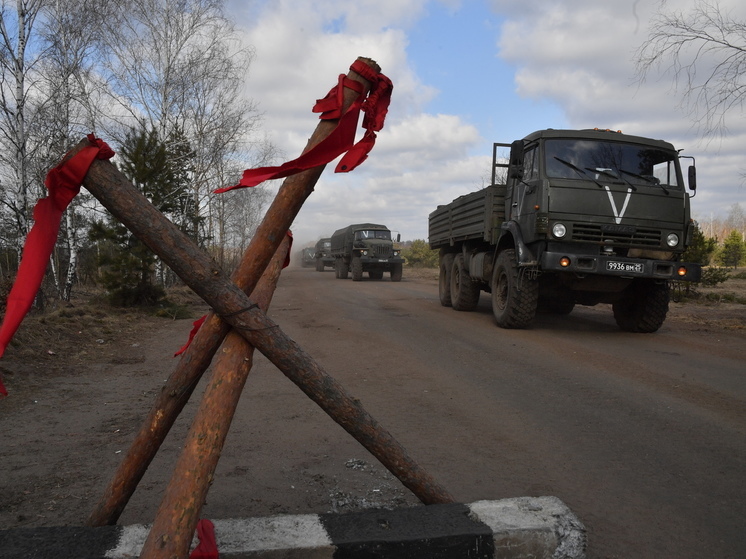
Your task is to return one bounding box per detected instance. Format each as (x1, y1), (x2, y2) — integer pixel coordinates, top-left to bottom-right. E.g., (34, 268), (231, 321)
(683, 222), (718, 265)
(90, 127), (193, 305)
(719, 231), (746, 269)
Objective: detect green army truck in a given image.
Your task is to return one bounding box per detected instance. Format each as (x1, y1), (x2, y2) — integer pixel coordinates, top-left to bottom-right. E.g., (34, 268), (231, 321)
(299, 247), (316, 268)
(428, 128), (702, 332)
(314, 237), (334, 271)
(331, 223), (404, 281)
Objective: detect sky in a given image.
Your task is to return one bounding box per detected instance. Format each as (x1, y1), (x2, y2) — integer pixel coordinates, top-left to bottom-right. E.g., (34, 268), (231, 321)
(224, 0), (746, 246)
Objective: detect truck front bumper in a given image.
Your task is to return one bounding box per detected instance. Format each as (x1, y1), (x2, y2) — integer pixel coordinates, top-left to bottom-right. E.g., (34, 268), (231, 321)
(359, 256), (405, 266)
(540, 251), (701, 282)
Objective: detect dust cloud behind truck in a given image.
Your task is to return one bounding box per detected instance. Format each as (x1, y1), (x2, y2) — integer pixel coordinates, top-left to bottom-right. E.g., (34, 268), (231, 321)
(331, 223), (404, 281)
(429, 128), (701, 332)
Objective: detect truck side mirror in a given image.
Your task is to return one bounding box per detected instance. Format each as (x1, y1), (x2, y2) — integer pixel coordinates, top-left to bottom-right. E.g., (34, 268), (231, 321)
(396, 234), (401, 243)
(688, 165), (697, 191)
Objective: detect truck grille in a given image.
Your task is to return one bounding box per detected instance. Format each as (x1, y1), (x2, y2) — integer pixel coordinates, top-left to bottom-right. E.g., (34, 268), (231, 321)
(373, 245), (392, 258)
(571, 224), (661, 247)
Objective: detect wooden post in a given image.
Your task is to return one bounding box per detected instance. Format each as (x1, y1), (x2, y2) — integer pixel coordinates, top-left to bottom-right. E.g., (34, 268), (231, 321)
(88, 57), (380, 528)
(139, 235), (290, 559)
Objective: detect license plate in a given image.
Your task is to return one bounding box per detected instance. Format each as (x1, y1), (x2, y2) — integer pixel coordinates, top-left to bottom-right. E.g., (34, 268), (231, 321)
(378, 259), (388, 263)
(606, 261), (644, 273)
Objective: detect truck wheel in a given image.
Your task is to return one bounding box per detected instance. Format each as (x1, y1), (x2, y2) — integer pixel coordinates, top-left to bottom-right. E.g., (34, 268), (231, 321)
(613, 280), (669, 333)
(439, 253), (455, 307)
(369, 269), (384, 280)
(390, 263), (403, 282)
(336, 259), (348, 279)
(450, 254), (480, 311)
(491, 249), (538, 329)
(351, 257), (364, 281)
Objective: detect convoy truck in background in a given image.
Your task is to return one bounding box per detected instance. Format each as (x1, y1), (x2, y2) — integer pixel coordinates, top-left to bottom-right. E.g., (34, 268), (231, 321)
(331, 223), (404, 281)
(429, 128), (702, 332)
(300, 247), (316, 268)
(314, 237), (334, 271)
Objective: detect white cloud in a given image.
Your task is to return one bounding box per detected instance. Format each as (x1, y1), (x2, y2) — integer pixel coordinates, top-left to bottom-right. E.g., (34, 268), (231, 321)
(228, 0), (745, 247)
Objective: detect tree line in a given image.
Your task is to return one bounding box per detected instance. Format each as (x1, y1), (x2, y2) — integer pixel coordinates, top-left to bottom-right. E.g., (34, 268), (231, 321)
(0, 0), (275, 306)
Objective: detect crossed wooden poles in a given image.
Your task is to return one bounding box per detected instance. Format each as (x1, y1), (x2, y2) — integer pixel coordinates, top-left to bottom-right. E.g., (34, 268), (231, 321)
(71, 57), (454, 558)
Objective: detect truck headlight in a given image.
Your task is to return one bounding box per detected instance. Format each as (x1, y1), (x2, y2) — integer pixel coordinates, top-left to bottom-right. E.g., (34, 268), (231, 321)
(666, 233), (679, 247)
(393, 250), (400, 256)
(552, 223), (567, 238)
(362, 250), (368, 256)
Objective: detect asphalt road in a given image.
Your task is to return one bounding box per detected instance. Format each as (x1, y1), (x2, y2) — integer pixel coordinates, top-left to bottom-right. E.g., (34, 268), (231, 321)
(258, 266), (746, 559)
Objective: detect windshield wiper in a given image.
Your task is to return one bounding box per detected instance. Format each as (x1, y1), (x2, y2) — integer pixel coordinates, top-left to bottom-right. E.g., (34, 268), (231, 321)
(585, 167), (637, 192)
(553, 157), (603, 188)
(618, 168), (669, 195)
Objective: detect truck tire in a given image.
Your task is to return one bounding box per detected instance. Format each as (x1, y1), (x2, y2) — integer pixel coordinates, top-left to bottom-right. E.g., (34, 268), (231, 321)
(439, 253), (455, 307)
(491, 249), (538, 329)
(351, 256), (363, 281)
(613, 280), (669, 333)
(390, 263), (403, 282)
(315, 258), (324, 272)
(369, 269), (384, 280)
(450, 254), (480, 311)
(336, 259), (348, 279)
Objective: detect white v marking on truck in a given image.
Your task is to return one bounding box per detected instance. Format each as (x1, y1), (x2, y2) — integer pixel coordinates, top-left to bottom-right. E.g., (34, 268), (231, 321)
(604, 186), (632, 224)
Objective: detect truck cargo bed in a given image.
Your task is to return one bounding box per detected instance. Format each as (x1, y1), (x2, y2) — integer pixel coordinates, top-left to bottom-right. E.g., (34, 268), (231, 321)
(428, 184), (506, 248)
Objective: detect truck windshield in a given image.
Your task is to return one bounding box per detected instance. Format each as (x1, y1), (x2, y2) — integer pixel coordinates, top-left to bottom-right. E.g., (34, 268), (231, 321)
(355, 230), (391, 240)
(544, 138), (681, 189)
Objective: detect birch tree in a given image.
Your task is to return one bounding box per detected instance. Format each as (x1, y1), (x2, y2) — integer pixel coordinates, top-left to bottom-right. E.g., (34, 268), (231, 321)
(0, 0), (45, 243)
(31, 0), (105, 300)
(94, 0), (275, 251)
(636, 1), (746, 138)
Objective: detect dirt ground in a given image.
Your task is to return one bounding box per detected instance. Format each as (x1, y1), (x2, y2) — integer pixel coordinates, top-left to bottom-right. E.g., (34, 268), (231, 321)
(0, 270), (744, 540)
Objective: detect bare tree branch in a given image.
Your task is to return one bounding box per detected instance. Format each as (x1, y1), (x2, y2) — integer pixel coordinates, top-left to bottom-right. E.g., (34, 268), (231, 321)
(635, 0), (746, 138)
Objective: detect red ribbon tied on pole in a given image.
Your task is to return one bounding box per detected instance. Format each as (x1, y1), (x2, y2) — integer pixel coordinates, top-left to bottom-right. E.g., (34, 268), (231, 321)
(0, 135), (115, 396)
(216, 59), (393, 193)
(189, 518), (219, 559)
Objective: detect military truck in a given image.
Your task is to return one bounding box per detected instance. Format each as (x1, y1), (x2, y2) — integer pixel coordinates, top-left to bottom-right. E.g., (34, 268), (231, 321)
(314, 237), (334, 271)
(429, 128), (702, 332)
(300, 247), (316, 268)
(331, 223), (404, 281)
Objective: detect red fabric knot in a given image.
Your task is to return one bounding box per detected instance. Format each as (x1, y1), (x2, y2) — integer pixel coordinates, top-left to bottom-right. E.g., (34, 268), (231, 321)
(189, 518), (218, 559)
(0, 135), (114, 396)
(215, 59), (393, 193)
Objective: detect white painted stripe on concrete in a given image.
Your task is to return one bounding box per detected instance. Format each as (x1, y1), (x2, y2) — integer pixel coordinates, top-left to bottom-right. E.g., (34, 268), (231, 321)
(212, 515), (333, 554)
(103, 515), (334, 558)
(105, 524), (150, 558)
(468, 497), (586, 559)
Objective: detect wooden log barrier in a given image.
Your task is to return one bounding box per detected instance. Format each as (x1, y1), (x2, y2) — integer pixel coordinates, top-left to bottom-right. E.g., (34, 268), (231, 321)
(76, 58), (454, 558)
(88, 57), (383, 528)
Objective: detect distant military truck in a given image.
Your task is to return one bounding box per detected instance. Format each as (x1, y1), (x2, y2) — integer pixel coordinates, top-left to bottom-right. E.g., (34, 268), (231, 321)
(300, 247), (316, 268)
(314, 237), (334, 271)
(331, 223), (404, 281)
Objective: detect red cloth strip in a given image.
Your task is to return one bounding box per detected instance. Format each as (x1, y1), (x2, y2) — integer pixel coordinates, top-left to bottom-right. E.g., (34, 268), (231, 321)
(216, 60), (392, 193)
(0, 135), (114, 396)
(189, 518), (218, 559)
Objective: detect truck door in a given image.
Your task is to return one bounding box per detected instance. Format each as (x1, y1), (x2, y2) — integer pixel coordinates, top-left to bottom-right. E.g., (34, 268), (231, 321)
(510, 145), (542, 240)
